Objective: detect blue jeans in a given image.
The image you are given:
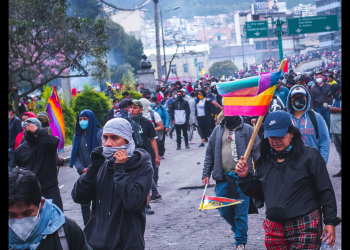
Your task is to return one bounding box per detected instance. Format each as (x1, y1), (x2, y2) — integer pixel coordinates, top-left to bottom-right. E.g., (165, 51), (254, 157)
(216, 181), (249, 246)
(315, 106), (332, 139)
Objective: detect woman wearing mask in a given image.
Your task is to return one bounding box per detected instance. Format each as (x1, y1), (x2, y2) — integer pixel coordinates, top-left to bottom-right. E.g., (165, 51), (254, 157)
(195, 90), (213, 147)
(69, 109), (103, 226)
(236, 111), (341, 249)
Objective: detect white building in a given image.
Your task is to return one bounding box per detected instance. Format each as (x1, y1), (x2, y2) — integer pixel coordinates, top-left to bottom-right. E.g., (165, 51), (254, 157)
(292, 4), (313, 16)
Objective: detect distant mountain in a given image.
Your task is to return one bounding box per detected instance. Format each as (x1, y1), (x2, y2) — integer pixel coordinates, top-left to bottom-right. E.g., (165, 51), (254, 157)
(100, 0), (315, 20)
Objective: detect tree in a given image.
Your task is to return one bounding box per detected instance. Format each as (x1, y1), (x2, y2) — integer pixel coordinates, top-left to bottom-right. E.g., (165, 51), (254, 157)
(72, 84), (109, 126)
(111, 63), (135, 83)
(209, 60), (239, 78)
(9, 0), (109, 115)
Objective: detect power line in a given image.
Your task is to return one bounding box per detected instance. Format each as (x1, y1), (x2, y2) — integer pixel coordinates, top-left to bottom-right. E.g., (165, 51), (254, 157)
(99, 0), (151, 11)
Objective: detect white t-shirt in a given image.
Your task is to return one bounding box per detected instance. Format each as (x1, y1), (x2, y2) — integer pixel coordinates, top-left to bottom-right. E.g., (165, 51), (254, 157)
(196, 99), (206, 117)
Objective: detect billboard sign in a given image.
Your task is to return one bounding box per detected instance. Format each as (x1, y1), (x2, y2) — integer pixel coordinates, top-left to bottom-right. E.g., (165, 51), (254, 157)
(255, 0), (279, 14)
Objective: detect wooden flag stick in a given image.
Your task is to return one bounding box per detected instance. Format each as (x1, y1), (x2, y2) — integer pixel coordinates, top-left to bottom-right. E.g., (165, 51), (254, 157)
(243, 115), (264, 162)
(242, 59), (287, 162)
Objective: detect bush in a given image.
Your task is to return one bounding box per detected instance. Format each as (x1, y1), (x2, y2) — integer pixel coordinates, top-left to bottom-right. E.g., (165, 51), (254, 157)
(111, 90), (142, 107)
(72, 84), (110, 126)
(209, 60), (239, 78)
(60, 99), (76, 146)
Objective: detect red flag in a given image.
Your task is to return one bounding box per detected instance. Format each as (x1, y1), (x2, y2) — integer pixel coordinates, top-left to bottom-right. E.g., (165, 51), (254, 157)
(283, 60), (288, 73)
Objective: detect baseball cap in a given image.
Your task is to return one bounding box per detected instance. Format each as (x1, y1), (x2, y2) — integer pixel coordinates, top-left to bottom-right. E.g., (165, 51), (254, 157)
(210, 82), (216, 87)
(264, 110), (293, 138)
(290, 86), (307, 97)
(128, 100), (143, 109)
(119, 98), (131, 109)
(180, 88), (186, 93)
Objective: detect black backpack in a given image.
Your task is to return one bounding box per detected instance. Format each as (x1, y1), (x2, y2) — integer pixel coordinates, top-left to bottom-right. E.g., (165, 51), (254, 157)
(308, 109), (319, 140)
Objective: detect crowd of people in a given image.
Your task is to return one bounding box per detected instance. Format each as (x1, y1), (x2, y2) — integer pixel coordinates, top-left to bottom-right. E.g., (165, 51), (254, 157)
(8, 58), (342, 249)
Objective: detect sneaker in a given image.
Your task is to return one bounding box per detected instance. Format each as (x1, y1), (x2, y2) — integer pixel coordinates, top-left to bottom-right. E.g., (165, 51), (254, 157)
(159, 156), (164, 159)
(145, 204), (154, 214)
(176, 145), (181, 150)
(169, 133), (173, 139)
(236, 244), (245, 250)
(332, 170), (341, 177)
(198, 143), (205, 147)
(185, 145), (190, 149)
(150, 194), (162, 202)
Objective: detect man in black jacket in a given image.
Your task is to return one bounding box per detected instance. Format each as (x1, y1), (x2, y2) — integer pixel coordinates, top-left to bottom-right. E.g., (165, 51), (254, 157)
(13, 118), (63, 211)
(9, 168), (91, 250)
(170, 90), (191, 150)
(71, 118), (153, 250)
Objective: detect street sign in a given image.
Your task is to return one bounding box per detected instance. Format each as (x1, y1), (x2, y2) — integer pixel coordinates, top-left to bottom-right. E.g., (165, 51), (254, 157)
(245, 21), (268, 39)
(194, 58), (197, 66)
(287, 15), (339, 35)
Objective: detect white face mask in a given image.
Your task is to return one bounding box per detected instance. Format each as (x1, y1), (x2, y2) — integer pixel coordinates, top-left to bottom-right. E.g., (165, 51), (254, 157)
(9, 203), (41, 242)
(316, 78), (323, 84)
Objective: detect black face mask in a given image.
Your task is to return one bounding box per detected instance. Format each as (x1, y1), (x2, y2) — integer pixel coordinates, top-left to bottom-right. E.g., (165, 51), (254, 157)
(292, 97), (306, 111)
(224, 116), (241, 129)
(177, 95), (183, 101)
(24, 131), (36, 143)
(211, 87), (218, 94)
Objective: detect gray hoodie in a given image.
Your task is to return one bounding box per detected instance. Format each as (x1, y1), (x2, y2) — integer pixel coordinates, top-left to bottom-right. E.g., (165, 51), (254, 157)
(202, 117), (260, 181)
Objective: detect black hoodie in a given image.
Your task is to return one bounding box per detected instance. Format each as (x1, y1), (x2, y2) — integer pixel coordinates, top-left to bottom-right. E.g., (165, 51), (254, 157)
(71, 148), (153, 250)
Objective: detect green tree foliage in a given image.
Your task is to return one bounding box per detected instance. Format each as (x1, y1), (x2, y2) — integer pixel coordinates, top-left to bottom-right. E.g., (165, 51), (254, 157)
(67, 0), (102, 19)
(112, 63), (135, 83)
(72, 84), (109, 126)
(209, 60), (239, 78)
(113, 90), (142, 103)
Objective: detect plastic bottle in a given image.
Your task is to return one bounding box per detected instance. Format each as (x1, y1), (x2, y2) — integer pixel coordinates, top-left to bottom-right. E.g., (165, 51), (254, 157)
(321, 234), (331, 249)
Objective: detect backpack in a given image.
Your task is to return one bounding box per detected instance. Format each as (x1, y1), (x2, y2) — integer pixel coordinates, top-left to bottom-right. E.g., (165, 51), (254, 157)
(57, 223), (69, 250)
(150, 110), (163, 141)
(308, 109), (319, 140)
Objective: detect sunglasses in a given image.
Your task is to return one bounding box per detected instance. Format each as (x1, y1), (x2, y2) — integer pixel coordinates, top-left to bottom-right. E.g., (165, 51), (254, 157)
(227, 129), (235, 141)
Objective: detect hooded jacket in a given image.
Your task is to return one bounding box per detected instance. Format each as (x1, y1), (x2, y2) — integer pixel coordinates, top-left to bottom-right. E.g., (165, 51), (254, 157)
(71, 148), (153, 250)
(170, 97), (190, 125)
(286, 85), (330, 164)
(202, 117), (260, 180)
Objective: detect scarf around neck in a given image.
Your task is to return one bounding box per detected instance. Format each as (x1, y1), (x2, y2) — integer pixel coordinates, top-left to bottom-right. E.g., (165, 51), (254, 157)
(125, 114), (144, 146)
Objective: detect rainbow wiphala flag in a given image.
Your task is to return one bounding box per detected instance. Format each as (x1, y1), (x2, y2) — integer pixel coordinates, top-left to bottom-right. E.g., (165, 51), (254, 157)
(46, 85), (65, 152)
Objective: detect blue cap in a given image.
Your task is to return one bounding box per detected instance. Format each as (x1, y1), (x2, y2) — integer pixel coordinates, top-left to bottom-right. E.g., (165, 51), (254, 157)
(264, 110), (293, 138)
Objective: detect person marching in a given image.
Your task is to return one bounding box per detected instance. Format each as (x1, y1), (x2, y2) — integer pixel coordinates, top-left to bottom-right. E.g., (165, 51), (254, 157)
(71, 118), (153, 250)
(195, 90), (213, 147)
(236, 110), (341, 249)
(69, 109), (103, 226)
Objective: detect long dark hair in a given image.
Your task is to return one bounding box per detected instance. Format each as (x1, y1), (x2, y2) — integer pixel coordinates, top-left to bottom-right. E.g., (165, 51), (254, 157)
(255, 125), (304, 166)
(195, 89), (207, 104)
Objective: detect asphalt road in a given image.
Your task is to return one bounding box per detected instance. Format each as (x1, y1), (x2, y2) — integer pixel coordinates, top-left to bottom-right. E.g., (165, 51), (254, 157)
(58, 130), (342, 250)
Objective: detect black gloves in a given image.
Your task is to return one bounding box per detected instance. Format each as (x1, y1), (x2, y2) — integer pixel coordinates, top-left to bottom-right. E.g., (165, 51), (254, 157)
(90, 146), (105, 169)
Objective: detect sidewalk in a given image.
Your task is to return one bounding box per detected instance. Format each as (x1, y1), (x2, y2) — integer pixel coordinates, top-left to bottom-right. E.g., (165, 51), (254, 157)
(58, 145), (72, 163)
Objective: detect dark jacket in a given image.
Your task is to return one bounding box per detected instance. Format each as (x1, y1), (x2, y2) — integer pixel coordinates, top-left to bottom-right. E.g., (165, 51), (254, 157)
(170, 98), (190, 124)
(310, 82), (333, 109)
(14, 129), (59, 193)
(71, 148), (153, 250)
(202, 117), (260, 180)
(8, 115), (22, 149)
(107, 107), (119, 121)
(237, 145), (341, 226)
(37, 217), (92, 250)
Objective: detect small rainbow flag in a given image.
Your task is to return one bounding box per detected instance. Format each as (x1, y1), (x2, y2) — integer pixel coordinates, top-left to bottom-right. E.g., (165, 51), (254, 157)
(198, 185), (242, 210)
(46, 85), (65, 152)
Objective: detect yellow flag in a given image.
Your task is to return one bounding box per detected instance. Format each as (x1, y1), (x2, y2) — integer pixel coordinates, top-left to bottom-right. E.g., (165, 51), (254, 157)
(202, 68), (205, 78)
(106, 81), (112, 87)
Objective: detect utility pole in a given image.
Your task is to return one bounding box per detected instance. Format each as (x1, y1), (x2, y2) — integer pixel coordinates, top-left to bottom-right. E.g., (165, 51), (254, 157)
(153, 0), (162, 83)
(203, 25), (210, 76)
(273, 18), (285, 61)
(160, 10), (167, 80)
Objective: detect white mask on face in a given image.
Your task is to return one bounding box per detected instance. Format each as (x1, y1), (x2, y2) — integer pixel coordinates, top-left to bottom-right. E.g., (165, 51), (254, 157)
(316, 78), (323, 84)
(9, 202), (41, 242)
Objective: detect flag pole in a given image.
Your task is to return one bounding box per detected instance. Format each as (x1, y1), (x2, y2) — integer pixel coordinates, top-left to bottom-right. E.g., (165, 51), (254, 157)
(199, 183), (208, 211)
(242, 59), (287, 162)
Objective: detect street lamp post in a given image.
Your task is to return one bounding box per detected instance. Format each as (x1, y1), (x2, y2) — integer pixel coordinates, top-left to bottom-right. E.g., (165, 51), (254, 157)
(160, 6), (180, 82)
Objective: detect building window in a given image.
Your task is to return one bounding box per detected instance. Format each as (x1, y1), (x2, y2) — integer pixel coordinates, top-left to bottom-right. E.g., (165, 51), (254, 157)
(256, 41), (261, 50)
(183, 63), (188, 73)
(261, 41), (267, 50)
(171, 64), (177, 76)
(198, 62), (204, 72)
